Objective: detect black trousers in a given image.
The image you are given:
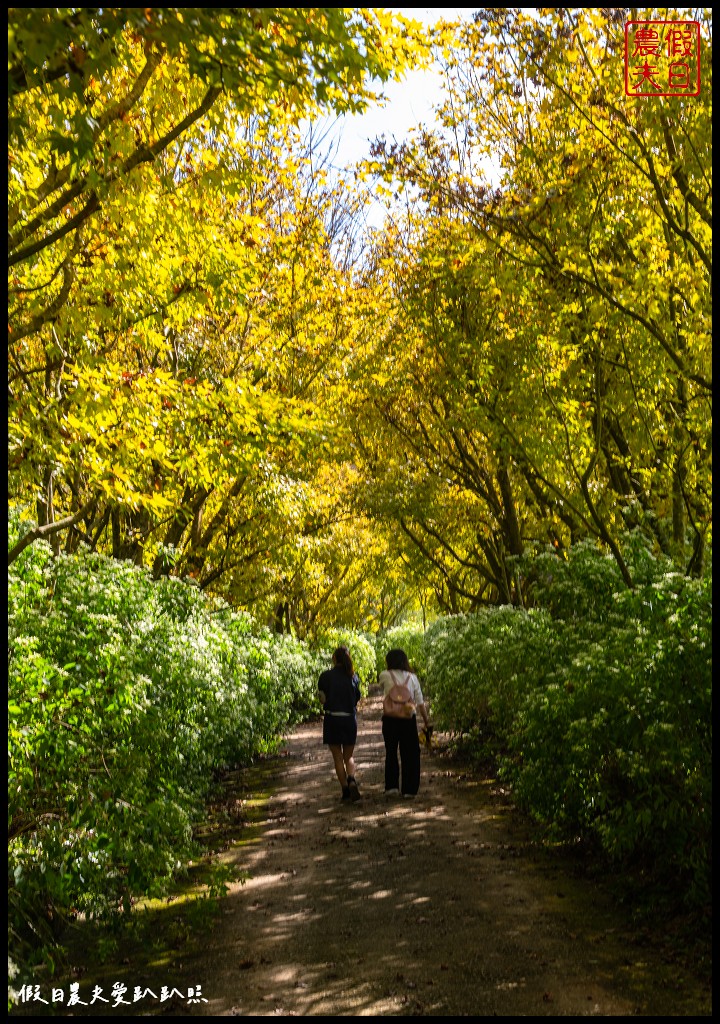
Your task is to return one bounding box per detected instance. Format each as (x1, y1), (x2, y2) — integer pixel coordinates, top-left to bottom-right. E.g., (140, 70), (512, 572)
(382, 715), (421, 795)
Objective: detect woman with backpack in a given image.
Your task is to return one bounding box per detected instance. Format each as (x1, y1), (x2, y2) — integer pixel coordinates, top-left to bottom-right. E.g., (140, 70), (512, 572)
(380, 648), (431, 797)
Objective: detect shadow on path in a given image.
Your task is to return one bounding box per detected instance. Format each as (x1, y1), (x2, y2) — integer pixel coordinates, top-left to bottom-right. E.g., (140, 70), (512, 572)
(38, 696), (711, 1017)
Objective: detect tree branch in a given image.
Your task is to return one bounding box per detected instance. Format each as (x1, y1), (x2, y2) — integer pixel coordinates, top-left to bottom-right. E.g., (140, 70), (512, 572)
(9, 85), (222, 267)
(8, 497), (98, 565)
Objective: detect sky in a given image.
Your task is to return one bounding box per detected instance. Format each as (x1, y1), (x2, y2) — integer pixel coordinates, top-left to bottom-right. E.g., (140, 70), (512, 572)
(322, 8), (478, 171)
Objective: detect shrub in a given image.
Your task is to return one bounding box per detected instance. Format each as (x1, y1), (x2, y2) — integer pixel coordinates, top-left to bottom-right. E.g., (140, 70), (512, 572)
(8, 543), (323, 985)
(424, 606), (559, 744)
(422, 538), (711, 909)
(373, 622), (428, 682)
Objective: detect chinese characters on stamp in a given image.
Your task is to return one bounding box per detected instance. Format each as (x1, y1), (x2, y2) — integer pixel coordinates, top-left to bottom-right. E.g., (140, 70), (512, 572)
(625, 20), (701, 96)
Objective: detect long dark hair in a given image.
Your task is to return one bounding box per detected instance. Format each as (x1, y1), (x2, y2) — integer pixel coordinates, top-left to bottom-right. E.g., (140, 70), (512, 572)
(333, 645), (354, 678)
(385, 648), (410, 672)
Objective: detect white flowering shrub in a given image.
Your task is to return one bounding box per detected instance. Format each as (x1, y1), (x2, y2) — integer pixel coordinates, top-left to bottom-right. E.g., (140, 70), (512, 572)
(424, 606), (559, 741)
(8, 539), (322, 984)
(423, 537), (711, 909)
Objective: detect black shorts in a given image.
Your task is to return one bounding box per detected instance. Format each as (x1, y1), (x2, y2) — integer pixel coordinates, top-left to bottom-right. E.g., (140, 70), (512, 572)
(323, 714), (357, 746)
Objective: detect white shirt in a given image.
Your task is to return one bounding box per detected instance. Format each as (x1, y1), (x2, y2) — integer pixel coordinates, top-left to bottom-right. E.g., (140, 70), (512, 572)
(379, 669), (424, 707)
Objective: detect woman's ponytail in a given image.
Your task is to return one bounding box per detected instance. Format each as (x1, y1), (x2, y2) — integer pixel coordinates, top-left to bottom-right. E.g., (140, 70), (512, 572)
(333, 645), (354, 678)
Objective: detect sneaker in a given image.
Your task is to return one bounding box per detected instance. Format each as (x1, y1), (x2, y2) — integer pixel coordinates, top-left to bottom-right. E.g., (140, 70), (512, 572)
(341, 786), (351, 800)
(347, 776), (361, 802)
(384, 788), (400, 796)
(403, 793), (417, 799)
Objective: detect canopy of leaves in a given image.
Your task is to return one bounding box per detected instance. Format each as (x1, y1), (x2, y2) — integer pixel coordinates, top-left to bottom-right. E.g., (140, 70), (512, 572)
(8, 6), (429, 627)
(8, 7), (712, 625)
(351, 7), (711, 605)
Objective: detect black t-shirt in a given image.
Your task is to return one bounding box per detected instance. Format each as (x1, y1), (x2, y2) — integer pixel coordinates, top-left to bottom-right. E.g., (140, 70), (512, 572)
(318, 666), (361, 715)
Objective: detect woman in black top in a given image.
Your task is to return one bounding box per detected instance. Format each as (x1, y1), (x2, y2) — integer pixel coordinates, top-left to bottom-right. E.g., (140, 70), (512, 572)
(318, 646), (362, 801)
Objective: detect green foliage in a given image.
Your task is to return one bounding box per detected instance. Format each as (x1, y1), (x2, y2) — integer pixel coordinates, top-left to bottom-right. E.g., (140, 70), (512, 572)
(5, 6), (713, 997)
(7, 6), (428, 626)
(227, 622), (327, 734)
(8, 538), (323, 984)
(424, 539), (712, 909)
(354, 9), (711, 606)
(521, 539), (629, 622)
(425, 606), (559, 746)
(373, 622), (429, 681)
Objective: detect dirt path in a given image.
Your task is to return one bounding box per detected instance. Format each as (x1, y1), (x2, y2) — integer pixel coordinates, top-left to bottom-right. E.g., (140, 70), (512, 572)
(48, 694), (711, 1017)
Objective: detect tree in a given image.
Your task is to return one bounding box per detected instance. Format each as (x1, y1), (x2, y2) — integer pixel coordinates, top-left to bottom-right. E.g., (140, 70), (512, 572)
(8, 8), (427, 581)
(358, 8), (711, 593)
